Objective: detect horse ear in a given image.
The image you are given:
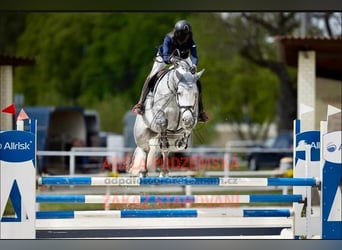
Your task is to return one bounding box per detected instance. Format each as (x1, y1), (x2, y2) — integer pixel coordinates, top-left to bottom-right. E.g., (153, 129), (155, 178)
(195, 69), (205, 79)
(176, 70), (183, 81)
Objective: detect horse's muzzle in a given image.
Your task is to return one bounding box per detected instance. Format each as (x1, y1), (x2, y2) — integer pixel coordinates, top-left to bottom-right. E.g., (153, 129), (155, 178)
(181, 109), (195, 129)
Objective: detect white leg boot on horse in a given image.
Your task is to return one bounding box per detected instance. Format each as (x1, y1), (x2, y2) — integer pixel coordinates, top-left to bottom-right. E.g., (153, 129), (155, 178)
(128, 115), (156, 177)
(128, 147), (148, 177)
(160, 151), (169, 177)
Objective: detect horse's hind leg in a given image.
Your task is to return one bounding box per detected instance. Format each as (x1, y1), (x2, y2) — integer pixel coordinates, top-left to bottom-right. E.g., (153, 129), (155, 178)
(146, 145), (161, 174)
(128, 147), (148, 177)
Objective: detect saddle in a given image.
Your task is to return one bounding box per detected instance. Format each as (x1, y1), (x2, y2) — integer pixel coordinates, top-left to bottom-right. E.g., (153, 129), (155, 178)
(148, 69), (169, 93)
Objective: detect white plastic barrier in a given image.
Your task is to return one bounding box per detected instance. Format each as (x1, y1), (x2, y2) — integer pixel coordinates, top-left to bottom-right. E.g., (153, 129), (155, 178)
(0, 119), (36, 239)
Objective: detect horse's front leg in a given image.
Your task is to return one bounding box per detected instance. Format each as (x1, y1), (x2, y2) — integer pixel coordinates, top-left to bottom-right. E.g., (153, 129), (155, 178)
(160, 151), (169, 177)
(155, 115), (170, 176)
(160, 130), (169, 150)
(155, 112), (169, 150)
(175, 131), (191, 150)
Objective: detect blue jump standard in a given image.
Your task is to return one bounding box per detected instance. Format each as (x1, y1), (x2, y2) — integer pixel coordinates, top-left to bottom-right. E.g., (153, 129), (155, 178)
(39, 176), (318, 186)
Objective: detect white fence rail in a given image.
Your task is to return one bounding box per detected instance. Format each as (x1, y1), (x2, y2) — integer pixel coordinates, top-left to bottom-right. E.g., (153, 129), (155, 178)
(37, 147), (292, 195)
(37, 147), (291, 177)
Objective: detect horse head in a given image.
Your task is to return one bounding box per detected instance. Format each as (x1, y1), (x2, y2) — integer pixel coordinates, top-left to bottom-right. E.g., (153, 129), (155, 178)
(172, 57), (205, 130)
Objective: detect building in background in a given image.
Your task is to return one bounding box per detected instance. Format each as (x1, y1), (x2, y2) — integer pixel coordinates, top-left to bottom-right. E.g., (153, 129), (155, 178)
(278, 37), (342, 131)
(0, 55), (35, 130)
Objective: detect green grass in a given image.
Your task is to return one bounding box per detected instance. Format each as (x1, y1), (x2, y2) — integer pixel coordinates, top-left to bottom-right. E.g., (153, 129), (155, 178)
(38, 203), (104, 211)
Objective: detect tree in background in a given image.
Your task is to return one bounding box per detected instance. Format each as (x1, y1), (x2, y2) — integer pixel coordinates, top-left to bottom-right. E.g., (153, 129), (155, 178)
(5, 12), (339, 143)
(13, 13), (188, 132)
(209, 12), (340, 134)
(0, 13), (27, 54)
(191, 13), (279, 141)
(189, 12), (341, 141)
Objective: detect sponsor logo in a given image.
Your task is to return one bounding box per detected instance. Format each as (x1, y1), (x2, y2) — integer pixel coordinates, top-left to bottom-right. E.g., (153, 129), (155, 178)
(1, 141), (32, 150)
(327, 142), (337, 152)
(0, 131), (35, 162)
(295, 131), (320, 161)
(323, 132), (342, 164)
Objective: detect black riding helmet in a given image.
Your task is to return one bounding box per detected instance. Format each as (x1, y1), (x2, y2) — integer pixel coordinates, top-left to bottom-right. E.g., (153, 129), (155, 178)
(174, 20), (192, 44)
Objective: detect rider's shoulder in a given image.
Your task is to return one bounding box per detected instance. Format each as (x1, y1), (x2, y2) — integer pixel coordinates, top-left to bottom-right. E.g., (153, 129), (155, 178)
(165, 32), (174, 40)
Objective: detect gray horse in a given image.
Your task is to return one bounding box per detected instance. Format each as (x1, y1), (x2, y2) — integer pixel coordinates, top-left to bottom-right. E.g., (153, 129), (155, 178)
(129, 57), (204, 177)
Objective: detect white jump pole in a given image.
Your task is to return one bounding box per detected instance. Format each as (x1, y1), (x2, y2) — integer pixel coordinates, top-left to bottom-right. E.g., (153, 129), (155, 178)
(293, 119), (321, 239)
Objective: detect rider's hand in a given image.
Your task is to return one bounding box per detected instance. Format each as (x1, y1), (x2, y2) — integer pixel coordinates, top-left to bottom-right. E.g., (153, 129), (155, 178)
(190, 65), (197, 74)
(169, 56), (177, 64)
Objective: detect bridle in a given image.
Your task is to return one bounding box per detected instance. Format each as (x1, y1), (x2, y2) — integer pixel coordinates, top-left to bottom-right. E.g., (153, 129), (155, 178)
(176, 83), (197, 120)
(145, 57), (197, 133)
(169, 63), (197, 132)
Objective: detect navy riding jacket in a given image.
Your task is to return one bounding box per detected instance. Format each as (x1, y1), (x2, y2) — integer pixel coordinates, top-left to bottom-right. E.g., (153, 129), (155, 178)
(158, 32), (198, 65)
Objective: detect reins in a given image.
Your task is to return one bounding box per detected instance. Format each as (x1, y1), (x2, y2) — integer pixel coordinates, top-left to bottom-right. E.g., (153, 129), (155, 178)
(145, 59), (197, 133)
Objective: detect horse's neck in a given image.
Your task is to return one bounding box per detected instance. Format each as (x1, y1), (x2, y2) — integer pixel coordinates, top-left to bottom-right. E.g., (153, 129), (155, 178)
(152, 71), (176, 108)
(143, 71), (180, 130)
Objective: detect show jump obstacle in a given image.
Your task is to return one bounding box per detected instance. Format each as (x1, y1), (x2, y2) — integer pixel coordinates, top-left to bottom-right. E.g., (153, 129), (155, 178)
(0, 115), (37, 239)
(0, 107), (341, 239)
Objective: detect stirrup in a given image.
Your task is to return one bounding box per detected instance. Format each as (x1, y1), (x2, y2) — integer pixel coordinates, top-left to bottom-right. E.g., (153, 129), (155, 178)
(198, 111), (209, 122)
(132, 103), (144, 115)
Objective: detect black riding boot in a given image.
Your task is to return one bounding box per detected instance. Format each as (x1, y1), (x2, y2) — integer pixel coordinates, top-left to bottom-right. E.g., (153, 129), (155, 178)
(132, 76), (153, 115)
(197, 80), (209, 122)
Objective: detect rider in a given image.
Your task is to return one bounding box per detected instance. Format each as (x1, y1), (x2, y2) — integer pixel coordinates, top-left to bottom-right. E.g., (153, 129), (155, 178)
(132, 19), (209, 122)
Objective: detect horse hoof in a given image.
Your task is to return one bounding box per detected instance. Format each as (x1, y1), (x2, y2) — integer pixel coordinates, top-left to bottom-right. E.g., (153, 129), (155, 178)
(159, 171), (169, 177)
(129, 166), (146, 177)
(140, 170), (148, 177)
